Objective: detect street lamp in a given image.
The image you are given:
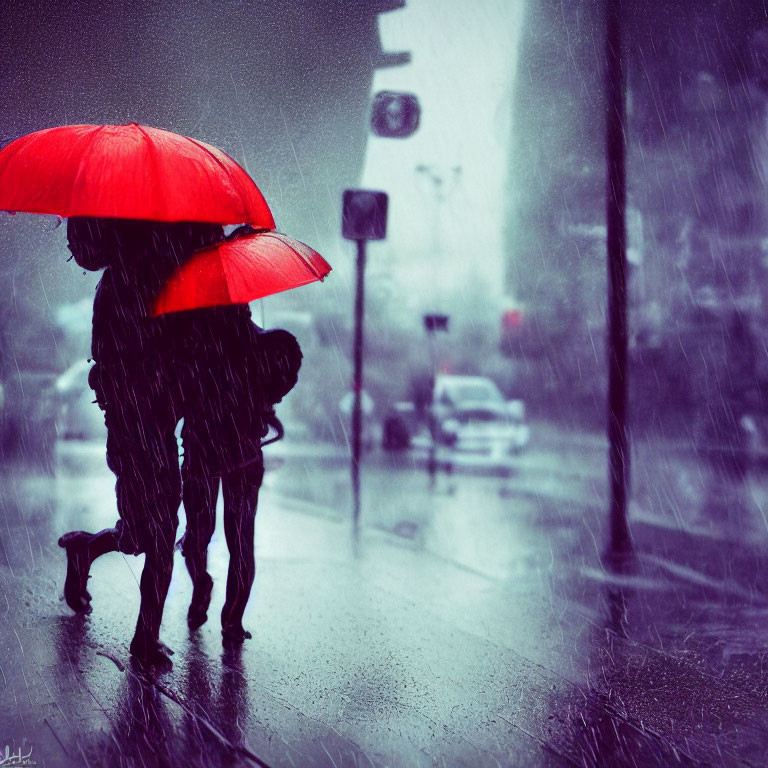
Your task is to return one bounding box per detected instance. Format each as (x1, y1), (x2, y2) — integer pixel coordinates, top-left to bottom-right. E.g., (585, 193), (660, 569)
(414, 164), (462, 299)
(414, 164), (462, 203)
(371, 91), (421, 138)
(423, 313), (450, 489)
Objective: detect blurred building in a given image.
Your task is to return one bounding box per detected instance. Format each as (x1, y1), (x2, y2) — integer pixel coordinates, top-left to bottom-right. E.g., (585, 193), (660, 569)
(359, 0), (525, 339)
(0, 0), (407, 368)
(505, 0), (768, 426)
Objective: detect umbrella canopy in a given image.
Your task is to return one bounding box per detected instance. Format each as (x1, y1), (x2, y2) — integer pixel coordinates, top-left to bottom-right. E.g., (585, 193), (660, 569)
(153, 230), (331, 316)
(0, 123), (274, 227)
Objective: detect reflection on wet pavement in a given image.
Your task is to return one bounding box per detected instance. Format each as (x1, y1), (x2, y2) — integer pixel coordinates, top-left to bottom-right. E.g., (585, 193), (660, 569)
(1, 431), (768, 766)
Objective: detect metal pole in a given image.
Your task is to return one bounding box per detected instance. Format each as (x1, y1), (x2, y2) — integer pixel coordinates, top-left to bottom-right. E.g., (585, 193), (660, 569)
(426, 327), (437, 489)
(351, 238), (367, 538)
(605, 0), (631, 554)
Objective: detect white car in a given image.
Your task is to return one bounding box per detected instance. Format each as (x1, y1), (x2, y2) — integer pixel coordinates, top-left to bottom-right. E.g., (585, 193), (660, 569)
(431, 375), (529, 456)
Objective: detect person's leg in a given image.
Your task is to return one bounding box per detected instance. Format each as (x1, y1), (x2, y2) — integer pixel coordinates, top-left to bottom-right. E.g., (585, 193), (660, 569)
(129, 446), (182, 669)
(129, 520), (177, 668)
(59, 428), (163, 614)
(220, 457), (264, 642)
(66, 446), (178, 635)
(101, 365), (183, 666)
(179, 408), (222, 628)
(59, 366), (127, 612)
(122, 371), (185, 669)
(180, 459), (219, 628)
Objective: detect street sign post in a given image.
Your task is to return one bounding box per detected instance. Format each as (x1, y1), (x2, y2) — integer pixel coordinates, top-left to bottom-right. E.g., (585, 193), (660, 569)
(342, 189), (389, 539)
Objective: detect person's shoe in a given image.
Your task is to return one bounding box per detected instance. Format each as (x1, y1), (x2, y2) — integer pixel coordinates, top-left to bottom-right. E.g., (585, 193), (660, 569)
(187, 573), (214, 630)
(221, 623), (252, 644)
(129, 635), (174, 672)
(58, 531), (93, 614)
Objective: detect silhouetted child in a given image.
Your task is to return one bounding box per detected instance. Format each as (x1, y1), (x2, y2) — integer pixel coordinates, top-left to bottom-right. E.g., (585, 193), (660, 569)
(176, 319), (301, 642)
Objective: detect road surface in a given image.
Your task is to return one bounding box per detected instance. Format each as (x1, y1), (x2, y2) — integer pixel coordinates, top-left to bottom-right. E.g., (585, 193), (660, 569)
(1, 424), (767, 767)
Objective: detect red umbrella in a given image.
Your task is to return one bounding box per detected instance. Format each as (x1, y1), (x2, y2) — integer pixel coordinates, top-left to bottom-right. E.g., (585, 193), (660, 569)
(0, 123), (274, 227)
(153, 230), (331, 316)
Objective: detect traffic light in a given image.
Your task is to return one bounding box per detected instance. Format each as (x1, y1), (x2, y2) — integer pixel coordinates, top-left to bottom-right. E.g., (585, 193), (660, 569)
(342, 189), (388, 241)
(500, 308), (524, 356)
(502, 309), (523, 332)
(423, 313), (450, 333)
(370, 91), (420, 138)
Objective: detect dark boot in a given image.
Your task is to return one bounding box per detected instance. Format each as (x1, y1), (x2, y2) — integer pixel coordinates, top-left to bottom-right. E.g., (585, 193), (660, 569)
(58, 528), (120, 613)
(58, 531), (93, 613)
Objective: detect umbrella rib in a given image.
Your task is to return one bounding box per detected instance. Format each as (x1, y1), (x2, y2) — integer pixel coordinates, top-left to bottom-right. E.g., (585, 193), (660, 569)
(69, 125), (107, 217)
(135, 124), (169, 220)
(204, 248), (236, 306)
(224, 255), (251, 302)
(184, 136), (264, 224)
(262, 232), (324, 278)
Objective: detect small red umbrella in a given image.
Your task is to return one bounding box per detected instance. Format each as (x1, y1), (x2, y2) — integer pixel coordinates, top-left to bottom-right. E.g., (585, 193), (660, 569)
(153, 230), (331, 316)
(0, 123), (274, 227)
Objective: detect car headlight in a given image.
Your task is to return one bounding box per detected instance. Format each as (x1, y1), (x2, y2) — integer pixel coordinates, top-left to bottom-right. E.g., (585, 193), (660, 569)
(442, 418), (459, 434)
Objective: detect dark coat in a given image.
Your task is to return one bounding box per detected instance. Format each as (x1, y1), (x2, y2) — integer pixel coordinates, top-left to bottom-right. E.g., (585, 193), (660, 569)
(68, 217), (301, 408)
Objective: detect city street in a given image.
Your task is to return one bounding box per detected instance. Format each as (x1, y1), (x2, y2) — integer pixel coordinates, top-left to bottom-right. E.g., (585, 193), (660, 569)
(1, 2), (767, 767)
(2, 425), (767, 767)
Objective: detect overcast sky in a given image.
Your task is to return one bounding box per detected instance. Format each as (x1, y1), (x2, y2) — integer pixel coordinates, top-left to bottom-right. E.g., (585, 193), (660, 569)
(361, 0), (525, 326)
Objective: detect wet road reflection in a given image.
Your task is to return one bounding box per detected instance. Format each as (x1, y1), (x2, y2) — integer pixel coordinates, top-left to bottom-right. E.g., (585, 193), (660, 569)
(2, 429), (768, 766)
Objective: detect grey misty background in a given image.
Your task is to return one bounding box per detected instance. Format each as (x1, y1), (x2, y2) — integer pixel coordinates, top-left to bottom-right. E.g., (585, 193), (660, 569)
(510, 0), (768, 448)
(0, 0), (767, 450)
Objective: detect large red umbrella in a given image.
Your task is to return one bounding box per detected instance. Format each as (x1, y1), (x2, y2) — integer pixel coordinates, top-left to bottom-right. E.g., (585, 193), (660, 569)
(153, 230), (332, 316)
(0, 123), (274, 227)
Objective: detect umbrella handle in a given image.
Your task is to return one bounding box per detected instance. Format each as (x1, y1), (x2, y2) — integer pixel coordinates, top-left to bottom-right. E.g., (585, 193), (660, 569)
(226, 224), (272, 242)
(227, 414), (283, 475)
(260, 413), (284, 447)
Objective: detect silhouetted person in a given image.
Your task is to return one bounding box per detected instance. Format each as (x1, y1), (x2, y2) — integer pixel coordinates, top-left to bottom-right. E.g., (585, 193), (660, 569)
(58, 217), (299, 666)
(178, 320), (300, 641)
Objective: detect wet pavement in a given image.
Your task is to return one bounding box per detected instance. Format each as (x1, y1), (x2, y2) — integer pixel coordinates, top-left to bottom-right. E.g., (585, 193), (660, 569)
(1, 424), (768, 767)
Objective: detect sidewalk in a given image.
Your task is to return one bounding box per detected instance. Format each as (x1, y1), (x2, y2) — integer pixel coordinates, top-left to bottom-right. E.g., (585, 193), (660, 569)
(1, 463), (768, 767)
(0, 478), (573, 768)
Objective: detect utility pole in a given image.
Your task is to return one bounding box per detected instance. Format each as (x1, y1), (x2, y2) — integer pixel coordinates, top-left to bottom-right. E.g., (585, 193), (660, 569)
(605, 0), (631, 555)
(423, 313), (450, 490)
